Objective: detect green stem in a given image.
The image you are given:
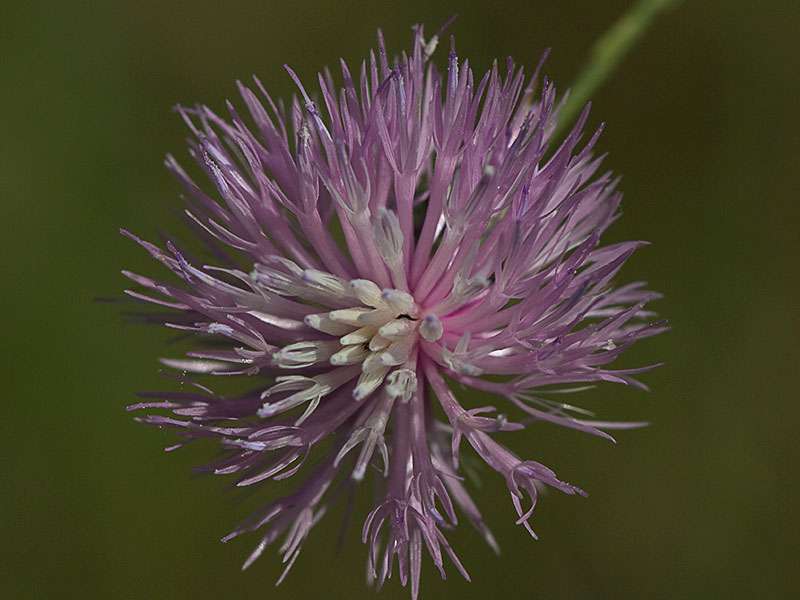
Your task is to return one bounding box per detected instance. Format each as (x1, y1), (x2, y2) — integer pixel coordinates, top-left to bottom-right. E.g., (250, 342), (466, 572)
(555, 0), (684, 139)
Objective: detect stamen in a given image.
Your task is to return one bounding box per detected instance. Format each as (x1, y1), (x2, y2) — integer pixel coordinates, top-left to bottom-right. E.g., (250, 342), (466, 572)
(353, 365), (392, 401)
(381, 289), (416, 315)
(418, 314), (444, 342)
(258, 367), (359, 418)
(340, 326), (378, 346)
(350, 279), (383, 307)
(356, 306), (395, 326)
(442, 331), (484, 376)
(304, 313), (354, 335)
(330, 344), (369, 366)
(371, 208), (407, 289)
(250, 311), (306, 331)
(272, 340), (339, 369)
(368, 334), (391, 352)
(302, 269), (355, 299)
(378, 319), (414, 340)
(361, 352), (385, 373)
(260, 375), (314, 400)
(329, 307), (372, 326)
(334, 393), (394, 481)
(379, 337), (414, 366)
(386, 369), (417, 403)
(258, 376), (322, 418)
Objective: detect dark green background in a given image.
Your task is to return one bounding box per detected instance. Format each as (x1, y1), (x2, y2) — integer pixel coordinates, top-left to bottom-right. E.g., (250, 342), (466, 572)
(3, 1), (798, 598)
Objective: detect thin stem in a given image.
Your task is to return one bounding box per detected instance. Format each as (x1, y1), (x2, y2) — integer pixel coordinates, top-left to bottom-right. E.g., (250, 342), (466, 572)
(555, 0), (684, 138)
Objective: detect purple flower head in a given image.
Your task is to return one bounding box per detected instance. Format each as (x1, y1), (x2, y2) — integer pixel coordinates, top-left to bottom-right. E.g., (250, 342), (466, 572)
(124, 23), (664, 598)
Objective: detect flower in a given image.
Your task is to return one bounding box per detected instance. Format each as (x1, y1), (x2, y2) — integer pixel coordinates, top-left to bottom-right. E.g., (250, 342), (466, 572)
(123, 22), (664, 598)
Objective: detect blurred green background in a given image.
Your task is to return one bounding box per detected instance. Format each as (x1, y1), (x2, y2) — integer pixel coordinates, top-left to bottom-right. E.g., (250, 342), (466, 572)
(3, 1), (798, 598)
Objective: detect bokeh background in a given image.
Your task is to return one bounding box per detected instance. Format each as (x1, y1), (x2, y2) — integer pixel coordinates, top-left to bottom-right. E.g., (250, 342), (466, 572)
(3, 1), (798, 598)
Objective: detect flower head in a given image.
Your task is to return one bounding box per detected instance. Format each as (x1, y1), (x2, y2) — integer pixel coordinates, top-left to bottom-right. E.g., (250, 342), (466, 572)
(124, 23), (664, 598)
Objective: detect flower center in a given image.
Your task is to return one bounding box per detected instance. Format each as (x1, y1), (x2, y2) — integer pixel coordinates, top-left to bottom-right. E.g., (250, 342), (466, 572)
(257, 270), (443, 422)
